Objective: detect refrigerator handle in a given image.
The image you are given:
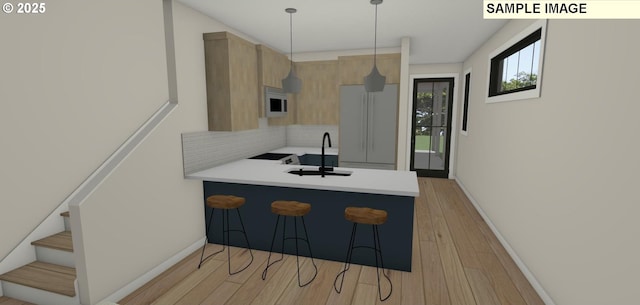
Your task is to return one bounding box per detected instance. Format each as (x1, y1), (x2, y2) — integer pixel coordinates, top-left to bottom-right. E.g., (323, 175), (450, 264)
(371, 95), (375, 151)
(361, 93), (366, 151)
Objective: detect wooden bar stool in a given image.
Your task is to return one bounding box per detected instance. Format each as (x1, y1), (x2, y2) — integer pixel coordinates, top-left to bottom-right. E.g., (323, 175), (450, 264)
(262, 200), (318, 287)
(334, 207), (392, 301)
(198, 195), (253, 275)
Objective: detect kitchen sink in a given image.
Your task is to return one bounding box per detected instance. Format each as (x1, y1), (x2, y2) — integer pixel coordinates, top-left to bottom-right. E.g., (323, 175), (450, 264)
(249, 153), (295, 160)
(287, 168), (352, 177)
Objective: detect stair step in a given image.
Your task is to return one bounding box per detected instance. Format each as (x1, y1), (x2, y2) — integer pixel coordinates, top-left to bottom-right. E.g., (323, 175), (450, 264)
(0, 262), (76, 297)
(0, 296), (37, 305)
(31, 231), (73, 252)
(60, 211), (71, 231)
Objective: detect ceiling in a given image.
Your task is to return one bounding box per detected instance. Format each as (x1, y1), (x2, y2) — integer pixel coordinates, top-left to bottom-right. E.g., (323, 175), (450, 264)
(177, 0), (508, 65)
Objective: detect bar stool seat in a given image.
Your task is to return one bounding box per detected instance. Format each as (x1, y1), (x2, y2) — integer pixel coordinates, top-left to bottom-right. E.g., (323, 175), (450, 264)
(344, 207), (387, 225)
(335, 206), (392, 301)
(262, 200), (318, 287)
(271, 200), (311, 216)
(198, 194), (253, 275)
(207, 195), (245, 209)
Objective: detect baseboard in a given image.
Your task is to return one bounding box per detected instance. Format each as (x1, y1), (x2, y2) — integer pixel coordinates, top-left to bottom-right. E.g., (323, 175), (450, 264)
(98, 237), (205, 304)
(453, 176), (556, 305)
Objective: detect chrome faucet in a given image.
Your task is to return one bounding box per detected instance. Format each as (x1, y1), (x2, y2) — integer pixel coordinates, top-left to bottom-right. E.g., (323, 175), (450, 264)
(321, 132), (332, 178)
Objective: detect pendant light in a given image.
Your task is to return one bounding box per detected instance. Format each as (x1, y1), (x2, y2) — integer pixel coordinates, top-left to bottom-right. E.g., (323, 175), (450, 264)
(282, 8), (302, 93)
(364, 0), (386, 92)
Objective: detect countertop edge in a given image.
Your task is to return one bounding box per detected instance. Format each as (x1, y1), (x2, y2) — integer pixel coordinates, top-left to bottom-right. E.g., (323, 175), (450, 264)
(185, 173), (419, 197)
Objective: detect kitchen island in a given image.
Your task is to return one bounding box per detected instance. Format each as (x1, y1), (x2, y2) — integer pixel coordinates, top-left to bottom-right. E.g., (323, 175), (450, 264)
(186, 147), (419, 271)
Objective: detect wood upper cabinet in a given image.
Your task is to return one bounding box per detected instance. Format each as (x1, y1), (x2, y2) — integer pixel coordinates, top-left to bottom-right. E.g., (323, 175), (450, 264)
(203, 32), (259, 131)
(256, 45), (295, 125)
(295, 60), (339, 125)
(338, 53), (401, 85)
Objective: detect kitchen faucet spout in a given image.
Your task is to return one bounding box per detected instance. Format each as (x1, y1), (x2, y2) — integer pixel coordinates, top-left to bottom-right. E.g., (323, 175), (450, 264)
(321, 132), (332, 177)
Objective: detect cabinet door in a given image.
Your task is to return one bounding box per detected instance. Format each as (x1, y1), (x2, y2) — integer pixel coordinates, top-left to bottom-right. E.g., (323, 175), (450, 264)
(203, 32), (258, 131)
(366, 84), (398, 164)
(296, 61), (339, 125)
(339, 85), (367, 163)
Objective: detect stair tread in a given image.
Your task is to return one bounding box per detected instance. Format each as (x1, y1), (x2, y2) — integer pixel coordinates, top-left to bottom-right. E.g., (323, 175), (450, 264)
(0, 296), (37, 305)
(60, 211), (70, 217)
(0, 262), (76, 297)
(31, 231), (73, 252)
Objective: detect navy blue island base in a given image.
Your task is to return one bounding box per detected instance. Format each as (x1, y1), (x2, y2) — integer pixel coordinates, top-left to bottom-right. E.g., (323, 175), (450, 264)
(202, 181), (415, 272)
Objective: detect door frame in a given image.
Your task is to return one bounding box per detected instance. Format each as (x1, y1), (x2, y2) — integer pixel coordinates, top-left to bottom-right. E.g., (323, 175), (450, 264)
(405, 73), (460, 178)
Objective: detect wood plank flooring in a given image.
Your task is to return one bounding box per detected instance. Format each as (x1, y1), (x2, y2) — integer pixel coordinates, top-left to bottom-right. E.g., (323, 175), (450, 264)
(119, 178), (544, 305)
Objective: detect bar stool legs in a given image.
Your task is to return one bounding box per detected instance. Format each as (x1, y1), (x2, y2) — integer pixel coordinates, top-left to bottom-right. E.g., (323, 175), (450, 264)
(372, 224), (392, 301)
(333, 223), (392, 301)
(198, 207), (254, 275)
(333, 223), (357, 293)
(262, 214), (318, 287)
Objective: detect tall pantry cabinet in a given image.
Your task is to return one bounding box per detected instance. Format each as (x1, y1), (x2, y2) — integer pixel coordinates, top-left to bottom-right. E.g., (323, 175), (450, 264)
(339, 84), (398, 169)
(203, 32), (259, 131)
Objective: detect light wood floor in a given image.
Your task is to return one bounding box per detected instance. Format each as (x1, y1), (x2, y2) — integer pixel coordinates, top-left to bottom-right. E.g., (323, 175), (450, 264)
(119, 178), (545, 305)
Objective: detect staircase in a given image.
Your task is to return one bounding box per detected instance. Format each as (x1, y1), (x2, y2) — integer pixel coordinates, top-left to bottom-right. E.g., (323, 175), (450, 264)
(0, 212), (80, 305)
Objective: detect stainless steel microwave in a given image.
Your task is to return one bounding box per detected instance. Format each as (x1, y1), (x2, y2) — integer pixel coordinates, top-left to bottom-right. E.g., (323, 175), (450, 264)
(265, 87), (287, 117)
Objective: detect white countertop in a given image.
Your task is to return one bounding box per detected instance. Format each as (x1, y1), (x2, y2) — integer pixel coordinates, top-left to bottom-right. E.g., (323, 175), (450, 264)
(186, 147), (419, 197)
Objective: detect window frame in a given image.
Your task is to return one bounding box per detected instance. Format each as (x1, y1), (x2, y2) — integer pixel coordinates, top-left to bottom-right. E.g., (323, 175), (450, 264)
(461, 68), (471, 136)
(486, 19), (548, 104)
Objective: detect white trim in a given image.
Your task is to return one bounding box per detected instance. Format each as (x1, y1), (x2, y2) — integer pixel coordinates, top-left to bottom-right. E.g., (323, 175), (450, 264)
(486, 19), (548, 104)
(396, 37), (411, 171)
(453, 177), (556, 305)
(97, 238), (205, 304)
(406, 73), (460, 179)
(460, 67), (472, 136)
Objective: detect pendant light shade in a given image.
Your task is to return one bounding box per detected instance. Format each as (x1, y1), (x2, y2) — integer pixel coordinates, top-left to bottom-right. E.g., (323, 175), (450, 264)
(282, 8), (302, 93)
(364, 0), (386, 92)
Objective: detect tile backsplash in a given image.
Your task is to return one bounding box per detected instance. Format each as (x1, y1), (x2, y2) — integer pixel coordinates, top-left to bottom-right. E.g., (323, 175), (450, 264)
(182, 125), (286, 174)
(182, 122), (338, 175)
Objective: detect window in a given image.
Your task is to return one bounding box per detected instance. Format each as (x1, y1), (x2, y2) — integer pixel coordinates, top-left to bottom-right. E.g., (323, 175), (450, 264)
(487, 19), (547, 103)
(461, 70), (471, 135)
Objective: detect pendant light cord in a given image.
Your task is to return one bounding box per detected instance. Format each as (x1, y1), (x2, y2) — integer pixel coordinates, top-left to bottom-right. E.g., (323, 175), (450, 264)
(373, 3), (378, 65)
(289, 11), (293, 70)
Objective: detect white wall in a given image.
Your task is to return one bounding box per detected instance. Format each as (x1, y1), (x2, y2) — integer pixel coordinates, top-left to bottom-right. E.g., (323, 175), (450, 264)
(0, 0), (171, 262)
(455, 19), (640, 305)
(75, 2), (267, 303)
(409, 63), (463, 75)
(0, 1), (264, 303)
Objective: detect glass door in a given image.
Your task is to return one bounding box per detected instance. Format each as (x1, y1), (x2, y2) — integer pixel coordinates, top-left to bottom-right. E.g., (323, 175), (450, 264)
(410, 78), (454, 178)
